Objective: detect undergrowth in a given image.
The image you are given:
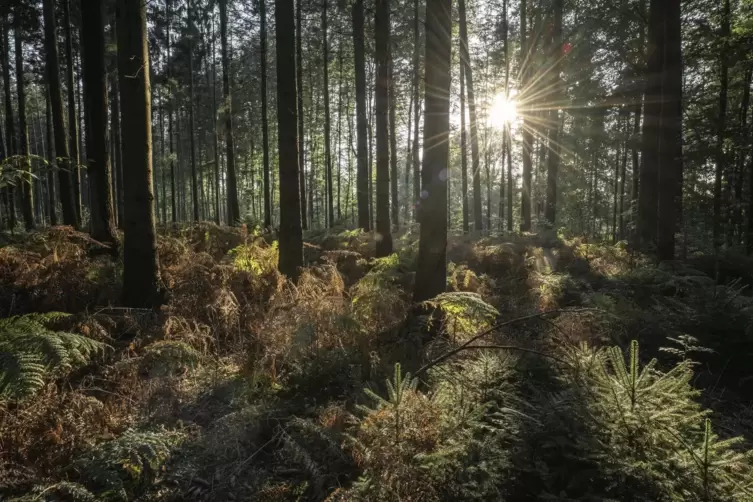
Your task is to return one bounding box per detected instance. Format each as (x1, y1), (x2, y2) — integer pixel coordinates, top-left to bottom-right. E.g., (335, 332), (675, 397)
(1, 227), (752, 501)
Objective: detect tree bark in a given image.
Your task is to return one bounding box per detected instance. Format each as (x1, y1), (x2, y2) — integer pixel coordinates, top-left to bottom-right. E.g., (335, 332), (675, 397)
(322, 0), (334, 227)
(258, 0), (272, 228)
(411, 0), (421, 223)
(63, 0), (81, 221)
(389, 48), (398, 230)
(458, 0), (482, 232)
(544, 0), (563, 225)
(414, 0), (451, 302)
(14, 25), (34, 230)
(43, 0), (79, 228)
(45, 87), (57, 226)
(519, 0), (532, 231)
(220, 0), (240, 225)
(460, 62), (469, 233)
(713, 0), (730, 248)
(187, 0), (199, 222)
(655, 0), (682, 261)
(81, 0), (118, 250)
(275, 0), (304, 279)
(353, 0), (370, 230)
(296, 0), (307, 228)
(0, 18), (16, 230)
(116, 0), (163, 307)
(375, 0), (393, 256)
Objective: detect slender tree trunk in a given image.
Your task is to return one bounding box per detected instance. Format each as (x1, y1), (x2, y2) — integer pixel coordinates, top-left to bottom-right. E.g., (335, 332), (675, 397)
(81, 0), (118, 250)
(258, 0), (272, 228)
(275, 0), (303, 279)
(322, 0), (334, 227)
(655, 0), (682, 261)
(389, 49), (398, 229)
(618, 115), (628, 241)
(734, 69), (751, 244)
(460, 62), (469, 233)
(14, 27), (34, 230)
(713, 0), (730, 248)
(220, 0), (240, 225)
(544, 0), (563, 225)
(1, 18), (16, 231)
(353, 0), (370, 230)
(337, 40), (344, 222)
(519, 0), (532, 231)
(110, 21), (125, 229)
(116, 0), (163, 307)
(211, 12), (220, 224)
(187, 0), (199, 221)
(296, 0), (307, 229)
(403, 91), (413, 223)
(414, 0), (451, 302)
(43, 0), (79, 228)
(63, 0), (81, 221)
(45, 87), (57, 226)
(375, 0), (393, 255)
(411, 0), (421, 224)
(458, 0), (481, 232)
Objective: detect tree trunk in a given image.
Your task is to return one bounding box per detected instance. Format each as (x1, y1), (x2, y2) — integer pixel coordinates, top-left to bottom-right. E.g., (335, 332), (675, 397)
(210, 11), (220, 224)
(734, 69), (751, 244)
(296, 0), (307, 229)
(460, 63), (469, 233)
(63, 0), (81, 222)
(45, 87), (58, 226)
(458, 0), (481, 232)
(375, 0), (393, 256)
(519, 0), (532, 231)
(81, 0), (118, 250)
(110, 20), (125, 229)
(389, 50), (398, 230)
(14, 26), (34, 230)
(275, 0), (304, 279)
(322, 0), (334, 227)
(219, 0), (240, 225)
(187, 0), (199, 221)
(43, 0), (79, 228)
(655, 0), (682, 261)
(544, 0), (563, 225)
(713, 0), (730, 248)
(353, 0), (370, 230)
(414, 0), (451, 302)
(1, 18), (16, 231)
(116, 0), (163, 307)
(412, 0), (421, 223)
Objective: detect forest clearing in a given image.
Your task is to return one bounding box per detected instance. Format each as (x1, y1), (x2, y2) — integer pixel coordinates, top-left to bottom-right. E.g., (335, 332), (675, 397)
(1, 0), (753, 499)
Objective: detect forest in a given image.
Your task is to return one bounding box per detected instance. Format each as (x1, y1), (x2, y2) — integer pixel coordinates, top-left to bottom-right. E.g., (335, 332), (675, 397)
(1, 0), (753, 499)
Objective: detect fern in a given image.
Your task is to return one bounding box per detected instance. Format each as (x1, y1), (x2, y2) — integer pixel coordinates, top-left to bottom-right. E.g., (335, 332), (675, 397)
(139, 340), (201, 377)
(0, 313), (106, 400)
(72, 428), (185, 501)
(421, 291), (499, 339)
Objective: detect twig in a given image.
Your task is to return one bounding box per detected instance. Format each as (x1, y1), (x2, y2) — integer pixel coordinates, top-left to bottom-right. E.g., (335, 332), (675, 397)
(415, 308), (597, 376)
(457, 344), (572, 367)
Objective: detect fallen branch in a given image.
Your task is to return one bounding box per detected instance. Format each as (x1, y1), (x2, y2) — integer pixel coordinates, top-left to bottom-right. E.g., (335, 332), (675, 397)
(415, 308), (597, 376)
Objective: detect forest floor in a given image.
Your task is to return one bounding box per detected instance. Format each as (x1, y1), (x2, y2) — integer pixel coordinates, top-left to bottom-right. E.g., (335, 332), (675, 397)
(1, 224), (753, 501)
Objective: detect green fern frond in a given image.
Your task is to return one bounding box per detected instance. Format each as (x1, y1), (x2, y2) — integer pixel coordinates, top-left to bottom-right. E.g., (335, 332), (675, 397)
(0, 313), (107, 400)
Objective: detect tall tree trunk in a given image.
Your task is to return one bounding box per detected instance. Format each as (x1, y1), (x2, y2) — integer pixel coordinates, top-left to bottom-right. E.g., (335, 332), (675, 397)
(14, 26), (34, 230)
(460, 63), (469, 233)
(458, 0), (481, 232)
(275, 0), (303, 279)
(1, 18), (16, 231)
(322, 0), (334, 227)
(353, 0), (370, 230)
(187, 0), (199, 221)
(211, 11), (220, 224)
(116, 0), (163, 307)
(655, 0), (682, 261)
(337, 40), (344, 221)
(389, 50), (398, 229)
(713, 0), (730, 248)
(519, 0), (532, 231)
(411, 0), (421, 223)
(63, 0), (81, 221)
(296, 0), (307, 229)
(414, 0), (451, 302)
(81, 0), (118, 250)
(220, 0), (240, 225)
(618, 114), (628, 241)
(734, 69), (751, 244)
(259, 0), (272, 228)
(403, 91), (413, 223)
(544, 0), (563, 225)
(45, 87), (57, 226)
(375, 0), (393, 256)
(110, 19), (125, 229)
(43, 0), (79, 228)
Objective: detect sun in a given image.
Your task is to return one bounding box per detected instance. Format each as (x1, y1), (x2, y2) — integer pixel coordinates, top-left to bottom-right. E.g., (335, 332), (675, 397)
(489, 92), (518, 129)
